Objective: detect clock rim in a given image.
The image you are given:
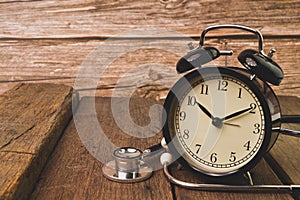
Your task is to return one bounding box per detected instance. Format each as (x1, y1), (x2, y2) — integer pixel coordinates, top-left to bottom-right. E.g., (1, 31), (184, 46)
(162, 66), (275, 177)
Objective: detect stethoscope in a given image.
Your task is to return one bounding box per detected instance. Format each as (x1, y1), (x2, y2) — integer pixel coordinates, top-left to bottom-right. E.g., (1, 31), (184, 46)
(102, 136), (300, 194)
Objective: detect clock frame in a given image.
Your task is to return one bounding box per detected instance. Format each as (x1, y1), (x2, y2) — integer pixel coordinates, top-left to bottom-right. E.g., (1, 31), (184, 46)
(162, 66), (281, 176)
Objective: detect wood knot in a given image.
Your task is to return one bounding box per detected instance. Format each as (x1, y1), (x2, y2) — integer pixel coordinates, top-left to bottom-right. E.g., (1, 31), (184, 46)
(148, 68), (163, 81)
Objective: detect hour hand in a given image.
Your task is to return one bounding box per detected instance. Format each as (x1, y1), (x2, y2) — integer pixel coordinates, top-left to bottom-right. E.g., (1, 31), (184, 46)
(196, 102), (224, 128)
(196, 101), (213, 119)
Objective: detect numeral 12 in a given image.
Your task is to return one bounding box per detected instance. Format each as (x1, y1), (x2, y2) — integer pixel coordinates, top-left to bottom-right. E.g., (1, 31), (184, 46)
(218, 80), (228, 91)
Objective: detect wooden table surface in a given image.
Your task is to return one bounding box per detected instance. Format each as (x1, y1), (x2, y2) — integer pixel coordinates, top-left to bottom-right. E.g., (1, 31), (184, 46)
(30, 95), (299, 200)
(0, 83), (299, 199)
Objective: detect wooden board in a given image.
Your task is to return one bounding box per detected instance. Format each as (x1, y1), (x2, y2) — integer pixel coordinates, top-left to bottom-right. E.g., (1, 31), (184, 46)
(0, 83), (75, 200)
(30, 97), (172, 200)
(31, 96), (300, 199)
(0, 38), (299, 98)
(0, 0), (299, 38)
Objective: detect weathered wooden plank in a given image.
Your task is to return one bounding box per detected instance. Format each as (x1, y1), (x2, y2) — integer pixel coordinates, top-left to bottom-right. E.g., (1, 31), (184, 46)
(0, 0), (299, 38)
(30, 97), (172, 200)
(0, 83), (75, 200)
(0, 38), (299, 97)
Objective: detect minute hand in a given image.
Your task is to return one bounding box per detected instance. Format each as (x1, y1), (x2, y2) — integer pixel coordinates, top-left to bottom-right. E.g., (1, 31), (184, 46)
(222, 107), (253, 121)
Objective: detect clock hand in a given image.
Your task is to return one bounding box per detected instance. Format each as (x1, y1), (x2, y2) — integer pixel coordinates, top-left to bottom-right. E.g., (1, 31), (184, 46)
(196, 101), (213, 119)
(224, 122), (240, 127)
(223, 107), (253, 121)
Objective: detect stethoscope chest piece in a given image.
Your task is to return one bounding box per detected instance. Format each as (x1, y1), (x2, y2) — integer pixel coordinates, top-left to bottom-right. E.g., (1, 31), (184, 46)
(102, 147), (153, 183)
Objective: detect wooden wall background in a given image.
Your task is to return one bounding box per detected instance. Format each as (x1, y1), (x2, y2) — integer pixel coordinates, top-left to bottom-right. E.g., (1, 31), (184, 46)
(0, 0), (299, 98)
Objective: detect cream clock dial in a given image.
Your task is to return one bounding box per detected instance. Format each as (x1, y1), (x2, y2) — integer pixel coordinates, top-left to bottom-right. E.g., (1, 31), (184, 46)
(176, 75), (264, 175)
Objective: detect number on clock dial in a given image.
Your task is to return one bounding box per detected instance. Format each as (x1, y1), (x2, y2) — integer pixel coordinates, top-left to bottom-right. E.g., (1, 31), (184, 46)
(200, 82), (247, 99)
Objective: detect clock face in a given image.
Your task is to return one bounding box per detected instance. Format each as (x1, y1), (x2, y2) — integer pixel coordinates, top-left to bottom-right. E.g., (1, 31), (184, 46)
(164, 67), (272, 176)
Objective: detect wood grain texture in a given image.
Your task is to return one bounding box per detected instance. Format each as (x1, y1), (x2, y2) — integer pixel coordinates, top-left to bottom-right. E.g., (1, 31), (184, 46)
(0, 0), (299, 97)
(0, 38), (299, 97)
(31, 97), (172, 200)
(0, 0), (299, 38)
(0, 83), (75, 200)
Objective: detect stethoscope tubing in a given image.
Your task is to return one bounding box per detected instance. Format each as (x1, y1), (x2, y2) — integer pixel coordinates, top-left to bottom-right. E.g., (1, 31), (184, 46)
(162, 163), (300, 193)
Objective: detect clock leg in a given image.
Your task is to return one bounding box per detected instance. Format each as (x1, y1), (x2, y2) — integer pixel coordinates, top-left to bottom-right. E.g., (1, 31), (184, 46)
(243, 171), (254, 186)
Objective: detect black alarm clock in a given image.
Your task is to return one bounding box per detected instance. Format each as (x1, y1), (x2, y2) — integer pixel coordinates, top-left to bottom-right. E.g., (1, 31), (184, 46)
(162, 24), (285, 177)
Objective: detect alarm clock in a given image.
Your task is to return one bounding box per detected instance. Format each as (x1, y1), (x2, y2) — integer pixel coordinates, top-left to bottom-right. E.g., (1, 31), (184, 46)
(162, 24), (284, 177)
